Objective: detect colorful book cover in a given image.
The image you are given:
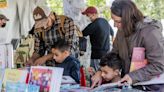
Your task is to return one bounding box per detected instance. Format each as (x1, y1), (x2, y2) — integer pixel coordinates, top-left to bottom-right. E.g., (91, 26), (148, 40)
(6, 82), (27, 92)
(29, 67), (53, 92)
(2, 69), (28, 88)
(5, 82), (40, 92)
(28, 84), (40, 92)
(130, 47), (148, 72)
(28, 66), (64, 92)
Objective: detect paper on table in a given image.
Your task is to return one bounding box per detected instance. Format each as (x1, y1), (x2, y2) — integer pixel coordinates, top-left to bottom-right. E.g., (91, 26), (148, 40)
(90, 82), (119, 92)
(61, 76), (76, 84)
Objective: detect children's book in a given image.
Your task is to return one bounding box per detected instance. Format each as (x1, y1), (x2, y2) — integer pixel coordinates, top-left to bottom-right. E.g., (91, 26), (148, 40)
(90, 82), (119, 92)
(130, 47), (148, 72)
(5, 82), (40, 92)
(2, 68), (28, 88)
(28, 66), (63, 92)
(6, 82), (27, 92)
(28, 84), (40, 92)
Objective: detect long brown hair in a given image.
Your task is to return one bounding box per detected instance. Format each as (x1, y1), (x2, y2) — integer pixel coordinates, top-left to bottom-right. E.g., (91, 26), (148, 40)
(111, 0), (144, 37)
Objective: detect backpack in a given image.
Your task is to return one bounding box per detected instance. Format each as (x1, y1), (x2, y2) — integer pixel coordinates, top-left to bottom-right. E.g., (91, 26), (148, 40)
(57, 15), (87, 54)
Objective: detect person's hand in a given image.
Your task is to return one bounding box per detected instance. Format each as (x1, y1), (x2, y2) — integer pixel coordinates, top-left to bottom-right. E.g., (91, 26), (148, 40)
(26, 58), (34, 66)
(33, 57), (47, 66)
(91, 71), (102, 88)
(120, 74), (132, 85)
(88, 67), (95, 76)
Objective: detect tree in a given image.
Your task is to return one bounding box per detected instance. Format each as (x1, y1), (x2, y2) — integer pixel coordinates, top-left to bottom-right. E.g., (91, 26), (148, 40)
(46, 0), (63, 15)
(86, 0), (111, 20)
(134, 0), (164, 19)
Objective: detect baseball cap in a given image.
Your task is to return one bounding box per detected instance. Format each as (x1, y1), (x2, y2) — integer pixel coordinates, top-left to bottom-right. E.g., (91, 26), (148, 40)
(33, 6), (50, 29)
(0, 14), (9, 21)
(82, 6), (98, 15)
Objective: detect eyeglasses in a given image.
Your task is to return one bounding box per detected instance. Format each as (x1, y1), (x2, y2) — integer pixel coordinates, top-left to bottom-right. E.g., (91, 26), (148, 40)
(113, 20), (122, 24)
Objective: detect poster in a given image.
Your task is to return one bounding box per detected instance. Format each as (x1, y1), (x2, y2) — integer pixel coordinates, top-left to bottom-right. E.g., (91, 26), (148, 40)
(0, 0), (7, 8)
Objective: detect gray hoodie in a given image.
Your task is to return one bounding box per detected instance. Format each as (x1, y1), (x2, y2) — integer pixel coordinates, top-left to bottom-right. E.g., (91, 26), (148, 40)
(111, 17), (164, 83)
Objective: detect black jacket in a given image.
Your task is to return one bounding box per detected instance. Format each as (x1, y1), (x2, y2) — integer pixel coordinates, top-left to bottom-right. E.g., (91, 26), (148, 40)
(83, 18), (114, 59)
(55, 56), (80, 83)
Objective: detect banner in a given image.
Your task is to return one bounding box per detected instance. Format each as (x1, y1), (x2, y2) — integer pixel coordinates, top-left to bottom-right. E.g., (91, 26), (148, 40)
(0, 0), (7, 8)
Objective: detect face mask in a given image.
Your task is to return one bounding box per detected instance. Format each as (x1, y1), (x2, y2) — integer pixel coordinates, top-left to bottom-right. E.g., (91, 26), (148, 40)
(1, 23), (6, 28)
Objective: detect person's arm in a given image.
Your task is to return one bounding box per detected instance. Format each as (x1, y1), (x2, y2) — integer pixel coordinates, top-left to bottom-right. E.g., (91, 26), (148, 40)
(128, 27), (164, 84)
(70, 60), (80, 83)
(27, 32), (46, 65)
(82, 22), (96, 36)
(33, 53), (54, 66)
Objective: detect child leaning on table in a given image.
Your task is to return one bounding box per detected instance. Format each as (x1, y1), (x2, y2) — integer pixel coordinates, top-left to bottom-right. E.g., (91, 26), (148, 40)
(51, 40), (80, 83)
(99, 53), (122, 83)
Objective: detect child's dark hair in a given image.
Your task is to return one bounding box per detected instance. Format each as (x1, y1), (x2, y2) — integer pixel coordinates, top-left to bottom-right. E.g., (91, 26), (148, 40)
(99, 53), (121, 70)
(51, 39), (70, 52)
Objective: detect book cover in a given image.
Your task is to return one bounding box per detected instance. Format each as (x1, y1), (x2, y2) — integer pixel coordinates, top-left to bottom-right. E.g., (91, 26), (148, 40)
(2, 69), (28, 88)
(130, 47), (148, 72)
(28, 84), (40, 92)
(6, 82), (28, 92)
(29, 67), (53, 92)
(61, 76), (76, 84)
(28, 66), (63, 92)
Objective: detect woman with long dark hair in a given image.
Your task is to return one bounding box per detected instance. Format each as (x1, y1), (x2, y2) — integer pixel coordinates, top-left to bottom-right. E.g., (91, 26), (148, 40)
(91, 0), (164, 91)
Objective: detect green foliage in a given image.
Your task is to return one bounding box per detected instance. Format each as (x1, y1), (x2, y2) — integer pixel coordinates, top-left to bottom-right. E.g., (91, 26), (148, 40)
(134, 0), (164, 19)
(46, 0), (164, 20)
(86, 0), (111, 20)
(46, 0), (63, 15)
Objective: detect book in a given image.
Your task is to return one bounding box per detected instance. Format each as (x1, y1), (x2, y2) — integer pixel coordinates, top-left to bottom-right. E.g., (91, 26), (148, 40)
(28, 66), (63, 92)
(130, 47), (148, 72)
(6, 82), (27, 92)
(28, 84), (40, 92)
(62, 76), (76, 84)
(5, 82), (40, 92)
(2, 68), (28, 88)
(90, 82), (119, 92)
